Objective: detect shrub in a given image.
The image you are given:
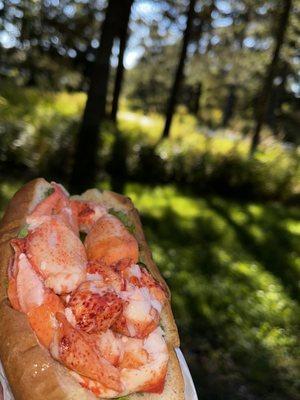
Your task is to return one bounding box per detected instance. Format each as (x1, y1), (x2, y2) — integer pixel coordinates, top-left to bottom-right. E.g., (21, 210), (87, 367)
(0, 83), (299, 201)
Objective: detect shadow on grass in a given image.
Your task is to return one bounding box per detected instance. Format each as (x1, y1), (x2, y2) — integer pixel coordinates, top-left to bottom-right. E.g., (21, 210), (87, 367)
(207, 198), (300, 301)
(135, 195), (300, 400)
(0, 177), (23, 218)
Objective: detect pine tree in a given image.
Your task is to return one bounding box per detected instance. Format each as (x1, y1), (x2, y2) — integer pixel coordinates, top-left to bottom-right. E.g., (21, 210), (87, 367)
(110, 0), (133, 122)
(70, 0), (132, 192)
(250, 0), (293, 154)
(161, 0), (197, 139)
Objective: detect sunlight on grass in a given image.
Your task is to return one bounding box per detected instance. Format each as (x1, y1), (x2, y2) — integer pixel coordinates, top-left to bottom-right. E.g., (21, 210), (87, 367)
(118, 111), (163, 143)
(52, 92), (86, 116)
(124, 183), (300, 399)
(284, 220), (300, 235)
(0, 84), (84, 122)
(247, 204), (264, 218)
(0, 180), (22, 218)
(247, 225), (266, 242)
(0, 181), (21, 200)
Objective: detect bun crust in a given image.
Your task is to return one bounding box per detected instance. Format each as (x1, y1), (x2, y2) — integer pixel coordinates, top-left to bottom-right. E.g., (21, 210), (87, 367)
(0, 179), (184, 399)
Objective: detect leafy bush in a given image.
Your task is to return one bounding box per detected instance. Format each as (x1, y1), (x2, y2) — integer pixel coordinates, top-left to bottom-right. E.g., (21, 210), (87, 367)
(0, 82), (83, 180)
(114, 115), (299, 200)
(0, 83), (299, 200)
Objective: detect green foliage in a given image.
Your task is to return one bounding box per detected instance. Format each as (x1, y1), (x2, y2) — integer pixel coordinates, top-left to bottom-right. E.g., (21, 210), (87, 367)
(124, 183), (300, 400)
(124, 0), (300, 141)
(0, 180), (23, 216)
(108, 208), (136, 234)
(43, 188), (55, 198)
(116, 112), (300, 200)
(125, 42), (179, 113)
(0, 82), (84, 180)
(0, 83), (299, 201)
(0, 0), (105, 89)
(17, 225), (29, 238)
(1, 0), (299, 141)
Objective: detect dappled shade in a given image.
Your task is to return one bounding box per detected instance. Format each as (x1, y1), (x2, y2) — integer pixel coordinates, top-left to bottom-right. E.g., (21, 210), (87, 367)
(124, 183), (300, 400)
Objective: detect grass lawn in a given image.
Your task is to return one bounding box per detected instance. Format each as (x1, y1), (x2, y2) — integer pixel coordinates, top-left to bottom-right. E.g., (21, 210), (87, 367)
(1, 180), (299, 399)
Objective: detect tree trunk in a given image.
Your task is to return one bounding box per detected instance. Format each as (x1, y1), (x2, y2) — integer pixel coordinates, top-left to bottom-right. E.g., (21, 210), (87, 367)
(25, 53), (38, 87)
(250, 0), (292, 155)
(161, 0), (197, 139)
(266, 86), (278, 132)
(69, 0), (127, 193)
(110, 0), (133, 122)
(222, 84), (236, 127)
(191, 82), (202, 117)
(26, 68), (37, 87)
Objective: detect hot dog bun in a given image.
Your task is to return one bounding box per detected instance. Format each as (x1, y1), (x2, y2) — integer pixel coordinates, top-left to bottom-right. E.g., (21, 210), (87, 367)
(0, 178), (184, 400)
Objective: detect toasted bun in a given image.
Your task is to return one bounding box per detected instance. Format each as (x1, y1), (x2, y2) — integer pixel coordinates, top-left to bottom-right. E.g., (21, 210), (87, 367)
(0, 179), (184, 400)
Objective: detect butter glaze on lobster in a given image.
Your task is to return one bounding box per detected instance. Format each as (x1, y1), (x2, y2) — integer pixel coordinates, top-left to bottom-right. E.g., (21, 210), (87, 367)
(0, 179), (184, 400)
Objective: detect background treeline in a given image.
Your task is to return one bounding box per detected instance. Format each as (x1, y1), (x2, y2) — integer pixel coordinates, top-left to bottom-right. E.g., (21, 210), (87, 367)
(0, 0), (299, 198)
(1, 0), (299, 138)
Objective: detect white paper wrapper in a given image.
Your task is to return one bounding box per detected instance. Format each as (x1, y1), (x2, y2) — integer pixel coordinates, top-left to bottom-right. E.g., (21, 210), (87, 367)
(0, 360), (13, 400)
(176, 348), (198, 400)
(0, 349), (198, 400)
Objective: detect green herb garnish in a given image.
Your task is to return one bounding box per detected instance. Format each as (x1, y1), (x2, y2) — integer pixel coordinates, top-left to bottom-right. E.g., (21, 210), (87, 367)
(108, 208), (135, 234)
(44, 187), (55, 198)
(138, 261), (148, 270)
(80, 231), (87, 242)
(17, 225), (29, 238)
